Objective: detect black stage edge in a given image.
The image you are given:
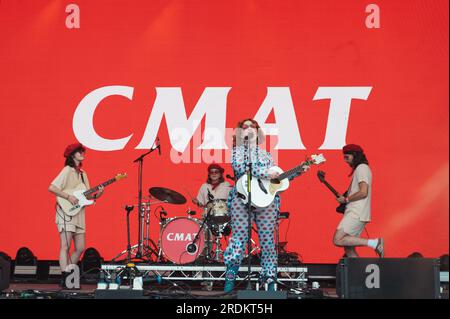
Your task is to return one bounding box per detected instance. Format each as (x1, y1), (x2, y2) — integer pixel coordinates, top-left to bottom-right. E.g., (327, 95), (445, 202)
(1, 258), (449, 300)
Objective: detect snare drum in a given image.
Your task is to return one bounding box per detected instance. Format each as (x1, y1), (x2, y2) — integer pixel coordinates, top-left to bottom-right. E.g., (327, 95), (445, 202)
(206, 199), (230, 224)
(159, 217), (210, 264)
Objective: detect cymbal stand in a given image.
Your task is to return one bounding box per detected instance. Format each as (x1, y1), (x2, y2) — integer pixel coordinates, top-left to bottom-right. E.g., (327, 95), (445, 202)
(111, 199), (166, 262)
(140, 199), (160, 262)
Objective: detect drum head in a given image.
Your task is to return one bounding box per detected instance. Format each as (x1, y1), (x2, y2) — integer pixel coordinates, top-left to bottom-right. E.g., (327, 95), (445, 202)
(160, 217), (206, 264)
(207, 199), (230, 224)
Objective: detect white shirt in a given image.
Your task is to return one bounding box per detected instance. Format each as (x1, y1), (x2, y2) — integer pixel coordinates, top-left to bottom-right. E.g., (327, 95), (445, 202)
(196, 181), (232, 206)
(345, 164), (372, 222)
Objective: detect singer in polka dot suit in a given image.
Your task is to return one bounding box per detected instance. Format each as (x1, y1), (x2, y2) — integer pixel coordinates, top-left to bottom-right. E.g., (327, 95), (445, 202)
(223, 118), (298, 293)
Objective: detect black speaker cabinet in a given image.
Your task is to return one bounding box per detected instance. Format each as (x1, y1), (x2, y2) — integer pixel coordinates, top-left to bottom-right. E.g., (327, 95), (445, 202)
(337, 258), (440, 299)
(0, 255), (11, 291)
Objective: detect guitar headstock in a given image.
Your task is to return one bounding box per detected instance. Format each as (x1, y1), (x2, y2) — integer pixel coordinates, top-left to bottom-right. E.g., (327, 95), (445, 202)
(115, 173), (128, 181)
(310, 154), (326, 165)
(298, 154), (326, 173)
(317, 170), (326, 183)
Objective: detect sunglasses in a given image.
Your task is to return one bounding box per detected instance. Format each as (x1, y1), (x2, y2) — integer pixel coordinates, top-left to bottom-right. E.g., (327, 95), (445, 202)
(241, 124), (257, 130)
(209, 170), (221, 174)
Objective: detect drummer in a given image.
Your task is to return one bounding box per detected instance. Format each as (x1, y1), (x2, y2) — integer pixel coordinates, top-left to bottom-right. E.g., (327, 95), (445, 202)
(192, 164), (231, 208)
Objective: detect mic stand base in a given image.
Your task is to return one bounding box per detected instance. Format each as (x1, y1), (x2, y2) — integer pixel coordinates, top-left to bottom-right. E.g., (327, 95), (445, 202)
(186, 208), (213, 257)
(111, 243), (159, 263)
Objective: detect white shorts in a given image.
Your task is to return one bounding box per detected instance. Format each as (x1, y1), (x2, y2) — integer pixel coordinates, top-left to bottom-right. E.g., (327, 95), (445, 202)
(337, 212), (366, 237)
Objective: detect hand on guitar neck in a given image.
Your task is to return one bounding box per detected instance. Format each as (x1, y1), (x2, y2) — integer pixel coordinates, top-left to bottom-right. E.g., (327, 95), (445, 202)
(236, 154), (326, 208)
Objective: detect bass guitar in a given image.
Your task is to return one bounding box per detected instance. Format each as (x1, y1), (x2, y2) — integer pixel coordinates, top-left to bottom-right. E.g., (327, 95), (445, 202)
(316, 170), (346, 213)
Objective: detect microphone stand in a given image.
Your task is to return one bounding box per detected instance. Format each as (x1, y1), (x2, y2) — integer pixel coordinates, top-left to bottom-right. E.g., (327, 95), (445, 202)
(133, 139), (160, 260)
(125, 205), (134, 264)
(187, 201), (213, 261)
(122, 205), (142, 288)
(244, 136), (253, 290)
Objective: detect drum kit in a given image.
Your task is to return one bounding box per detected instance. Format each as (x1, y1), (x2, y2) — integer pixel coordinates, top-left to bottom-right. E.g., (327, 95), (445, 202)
(152, 187), (233, 264)
(113, 186), (233, 265)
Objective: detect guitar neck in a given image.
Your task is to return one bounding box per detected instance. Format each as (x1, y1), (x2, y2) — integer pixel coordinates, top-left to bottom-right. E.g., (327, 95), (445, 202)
(83, 178), (116, 196)
(321, 180), (340, 198)
(278, 161), (311, 180)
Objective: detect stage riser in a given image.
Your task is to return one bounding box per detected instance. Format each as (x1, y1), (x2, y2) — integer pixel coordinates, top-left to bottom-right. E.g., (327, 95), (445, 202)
(100, 264), (308, 287)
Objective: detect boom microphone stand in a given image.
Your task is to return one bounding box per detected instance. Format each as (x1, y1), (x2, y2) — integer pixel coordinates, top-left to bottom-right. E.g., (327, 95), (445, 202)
(133, 137), (161, 260)
(186, 207), (212, 262)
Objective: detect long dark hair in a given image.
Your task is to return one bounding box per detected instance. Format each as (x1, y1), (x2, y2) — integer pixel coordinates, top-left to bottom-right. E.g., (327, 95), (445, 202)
(64, 147), (84, 169)
(346, 151), (369, 175)
(206, 174), (225, 185)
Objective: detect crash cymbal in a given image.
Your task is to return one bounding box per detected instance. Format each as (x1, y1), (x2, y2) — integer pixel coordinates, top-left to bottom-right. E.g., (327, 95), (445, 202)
(149, 187), (187, 205)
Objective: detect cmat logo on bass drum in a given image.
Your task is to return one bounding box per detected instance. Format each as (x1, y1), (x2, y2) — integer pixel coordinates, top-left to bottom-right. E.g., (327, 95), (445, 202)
(166, 232), (198, 241)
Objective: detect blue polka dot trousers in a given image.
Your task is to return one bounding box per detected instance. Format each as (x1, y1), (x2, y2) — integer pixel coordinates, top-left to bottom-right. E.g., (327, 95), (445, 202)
(224, 196), (278, 281)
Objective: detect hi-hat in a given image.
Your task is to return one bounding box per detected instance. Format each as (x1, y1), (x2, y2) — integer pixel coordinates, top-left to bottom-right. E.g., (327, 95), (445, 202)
(149, 187), (187, 205)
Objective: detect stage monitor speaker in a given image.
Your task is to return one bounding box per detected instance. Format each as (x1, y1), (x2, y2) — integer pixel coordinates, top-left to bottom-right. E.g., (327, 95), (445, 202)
(0, 255), (11, 291)
(337, 258), (440, 299)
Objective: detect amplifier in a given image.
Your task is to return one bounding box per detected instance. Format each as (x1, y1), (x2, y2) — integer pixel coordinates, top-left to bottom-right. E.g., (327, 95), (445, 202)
(336, 258), (440, 299)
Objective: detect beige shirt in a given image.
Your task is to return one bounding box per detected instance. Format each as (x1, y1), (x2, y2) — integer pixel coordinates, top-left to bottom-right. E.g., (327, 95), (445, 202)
(51, 166), (90, 229)
(196, 181), (232, 206)
(345, 164), (372, 222)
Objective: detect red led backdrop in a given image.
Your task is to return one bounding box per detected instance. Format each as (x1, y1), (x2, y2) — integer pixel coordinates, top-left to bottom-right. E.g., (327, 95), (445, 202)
(0, 0), (448, 263)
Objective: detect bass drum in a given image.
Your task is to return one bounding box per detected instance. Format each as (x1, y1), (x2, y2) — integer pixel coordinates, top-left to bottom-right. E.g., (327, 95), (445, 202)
(160, 217), (209, 264)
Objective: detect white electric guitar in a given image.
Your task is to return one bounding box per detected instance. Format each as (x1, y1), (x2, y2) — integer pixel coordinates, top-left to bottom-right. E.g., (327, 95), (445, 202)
(57, 173), (127, 216)
(236, 154), (326, 208)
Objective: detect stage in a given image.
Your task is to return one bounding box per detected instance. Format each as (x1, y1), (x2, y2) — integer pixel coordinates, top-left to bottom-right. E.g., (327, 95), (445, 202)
(0, 0), (448, 304)
(1, 260), (448, 299)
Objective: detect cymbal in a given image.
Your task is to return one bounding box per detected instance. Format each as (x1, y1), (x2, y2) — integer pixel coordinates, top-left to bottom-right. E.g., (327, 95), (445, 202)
(149, 187), (187, 205)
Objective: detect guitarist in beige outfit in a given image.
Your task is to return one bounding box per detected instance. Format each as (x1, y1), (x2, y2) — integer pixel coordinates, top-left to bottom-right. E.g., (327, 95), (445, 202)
(48, 143), (104, 287)
(333, 144), (384, 258)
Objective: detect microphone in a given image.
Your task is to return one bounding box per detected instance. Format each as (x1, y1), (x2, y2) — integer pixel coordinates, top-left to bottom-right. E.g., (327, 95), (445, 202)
(125, 205), (134, 212)
(226, 174), (236, 182)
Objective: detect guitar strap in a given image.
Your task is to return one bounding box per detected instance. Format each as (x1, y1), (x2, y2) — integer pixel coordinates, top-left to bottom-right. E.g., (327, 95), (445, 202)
(56, 203), (72, 222)
(80, 171), (86, 185)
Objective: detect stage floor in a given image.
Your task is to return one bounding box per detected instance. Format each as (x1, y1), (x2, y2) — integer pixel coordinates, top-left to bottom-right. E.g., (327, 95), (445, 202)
(1, 282), (338, 299)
